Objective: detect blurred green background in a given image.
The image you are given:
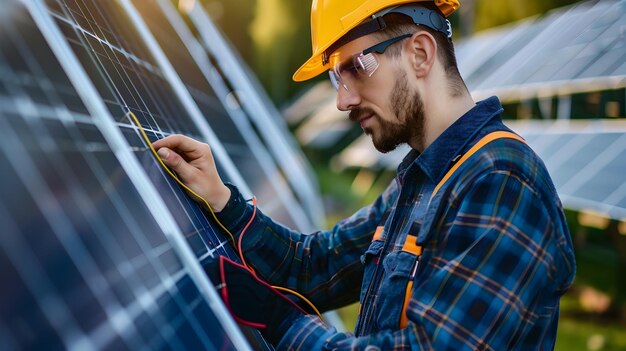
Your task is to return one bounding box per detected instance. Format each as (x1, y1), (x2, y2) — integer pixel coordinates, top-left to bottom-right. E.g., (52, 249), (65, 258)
(202, 0), (626, 349)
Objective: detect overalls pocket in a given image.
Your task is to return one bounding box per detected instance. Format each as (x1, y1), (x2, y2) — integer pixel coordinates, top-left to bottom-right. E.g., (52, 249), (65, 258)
(374, 234), (422, 330)
(359, 239), (385, 303)
(376, 250), (418, 330)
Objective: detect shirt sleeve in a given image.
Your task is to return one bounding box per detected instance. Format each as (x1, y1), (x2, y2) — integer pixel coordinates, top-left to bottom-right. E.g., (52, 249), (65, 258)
(213, 181), (399, 311)
(274, 170), (575, 350)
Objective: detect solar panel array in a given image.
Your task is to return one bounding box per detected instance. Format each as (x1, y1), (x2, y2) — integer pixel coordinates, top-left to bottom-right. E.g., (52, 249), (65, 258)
(455, 0), (626, 102)
(0, 0), (319, 349)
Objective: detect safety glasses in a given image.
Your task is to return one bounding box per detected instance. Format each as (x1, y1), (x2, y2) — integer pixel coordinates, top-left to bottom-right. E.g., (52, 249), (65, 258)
(328, 33), (412, 91)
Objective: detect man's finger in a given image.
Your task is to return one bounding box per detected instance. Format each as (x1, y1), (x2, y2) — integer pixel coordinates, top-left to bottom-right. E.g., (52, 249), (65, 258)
(152, 134), (188, 150)
(156, 146), (197, 181)
(152, 134), (208, 160)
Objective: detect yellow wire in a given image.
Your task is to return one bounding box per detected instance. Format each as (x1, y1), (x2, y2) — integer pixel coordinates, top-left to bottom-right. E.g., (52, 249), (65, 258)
(272, 286), (323, 318)
(128, 111), (323, 321)
(127, 111), (236, 246)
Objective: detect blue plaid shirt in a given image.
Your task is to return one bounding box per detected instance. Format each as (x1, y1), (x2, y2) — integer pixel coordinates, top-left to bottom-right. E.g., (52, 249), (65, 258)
(216, 97), (576, 350)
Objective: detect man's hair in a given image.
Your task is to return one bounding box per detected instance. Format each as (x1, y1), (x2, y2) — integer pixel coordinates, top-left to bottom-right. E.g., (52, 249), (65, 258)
(377, 4), (467, 96)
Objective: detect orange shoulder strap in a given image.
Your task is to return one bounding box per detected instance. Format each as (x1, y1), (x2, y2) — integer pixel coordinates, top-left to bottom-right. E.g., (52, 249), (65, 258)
(398, 131), (525, 329)
(431, 131), (525, 199)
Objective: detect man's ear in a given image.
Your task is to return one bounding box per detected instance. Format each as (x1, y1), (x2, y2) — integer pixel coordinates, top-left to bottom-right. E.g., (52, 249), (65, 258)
(405, 31), (437, 78)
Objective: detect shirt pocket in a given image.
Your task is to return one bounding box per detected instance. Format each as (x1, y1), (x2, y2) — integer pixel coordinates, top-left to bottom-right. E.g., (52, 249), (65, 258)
(376, 250), (418, 330)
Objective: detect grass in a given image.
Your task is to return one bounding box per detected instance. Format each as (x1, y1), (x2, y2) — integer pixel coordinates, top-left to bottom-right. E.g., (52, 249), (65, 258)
(556, 317), (626, 350)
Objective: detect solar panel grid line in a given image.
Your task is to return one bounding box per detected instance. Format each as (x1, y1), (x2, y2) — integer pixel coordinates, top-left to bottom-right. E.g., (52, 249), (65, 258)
(25, 142), (159, 348)
(186, 68), (315, 230)
(122, 120), (227, 260)
(22, 1), (250, 349)
(559, 133), (626, 193)
(184, 4), (326, 228)
(53, 7), (191, 137)
(50, 12), (161, 78)
(498, 12), (579, 87)
(116, 0), (253, 199)
(528, 9), (600, 81)
(51, 21), (166, 124)
(25, 0), (184, 246)
(460, 0), (626, 101)
(126, 135), (235, 255)
(92, 268), (190, 350)
(4, 28), (73, 110)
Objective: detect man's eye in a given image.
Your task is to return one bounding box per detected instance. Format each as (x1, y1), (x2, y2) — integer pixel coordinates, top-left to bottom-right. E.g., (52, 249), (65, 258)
(339, 63), (359, 77)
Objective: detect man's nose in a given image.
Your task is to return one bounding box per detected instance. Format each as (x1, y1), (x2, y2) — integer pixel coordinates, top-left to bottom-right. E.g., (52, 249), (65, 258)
(336, 85), (361, 112)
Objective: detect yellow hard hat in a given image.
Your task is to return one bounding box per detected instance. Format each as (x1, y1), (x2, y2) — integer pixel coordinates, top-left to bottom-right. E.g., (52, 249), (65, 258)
(293, 0), (460, 82)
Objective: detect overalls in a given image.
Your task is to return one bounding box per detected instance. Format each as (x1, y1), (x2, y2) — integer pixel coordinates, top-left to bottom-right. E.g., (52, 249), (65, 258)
(355, 131), (525, 335)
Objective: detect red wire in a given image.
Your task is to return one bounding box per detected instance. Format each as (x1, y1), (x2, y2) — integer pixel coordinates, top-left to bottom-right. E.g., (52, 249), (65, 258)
(218, 257), (266, 329)
(232, 196), (324, 319)
(238, 196), (257, 274)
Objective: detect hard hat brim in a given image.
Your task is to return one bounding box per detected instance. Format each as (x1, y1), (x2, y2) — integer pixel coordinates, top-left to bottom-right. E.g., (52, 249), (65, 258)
(293, 53), (327, 82)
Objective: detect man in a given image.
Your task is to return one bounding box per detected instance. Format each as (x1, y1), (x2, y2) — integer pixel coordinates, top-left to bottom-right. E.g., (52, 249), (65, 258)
(153, 0), (576, 349)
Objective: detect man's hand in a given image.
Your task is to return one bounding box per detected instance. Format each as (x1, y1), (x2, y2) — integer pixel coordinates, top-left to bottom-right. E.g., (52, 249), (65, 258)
(152, 134), (231, 212)
(205, 256), (308, 345)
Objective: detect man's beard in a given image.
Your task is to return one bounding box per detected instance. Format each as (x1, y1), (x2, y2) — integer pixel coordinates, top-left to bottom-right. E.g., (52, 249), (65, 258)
(349, 72), (425, 153)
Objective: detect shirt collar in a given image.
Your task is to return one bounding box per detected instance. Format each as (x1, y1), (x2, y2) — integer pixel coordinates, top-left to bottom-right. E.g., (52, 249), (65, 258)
(397, 96), (505, 183)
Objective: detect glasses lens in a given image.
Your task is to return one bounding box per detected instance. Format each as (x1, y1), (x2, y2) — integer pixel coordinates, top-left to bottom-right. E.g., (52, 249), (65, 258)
(331, 58), (358, 91)
(354, 53), (378, 78)
(329, 51), (381, 92)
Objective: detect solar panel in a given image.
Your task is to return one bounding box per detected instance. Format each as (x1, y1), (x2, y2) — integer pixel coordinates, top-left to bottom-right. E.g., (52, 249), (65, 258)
(0, 0), (310, 349)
